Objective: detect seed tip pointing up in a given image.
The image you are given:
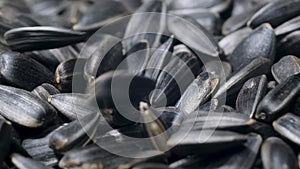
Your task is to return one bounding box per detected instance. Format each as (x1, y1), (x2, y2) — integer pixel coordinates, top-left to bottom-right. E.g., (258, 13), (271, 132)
(139, 102), (149, 113)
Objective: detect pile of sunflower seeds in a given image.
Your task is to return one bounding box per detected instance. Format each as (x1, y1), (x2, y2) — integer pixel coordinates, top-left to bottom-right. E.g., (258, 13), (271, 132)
(0, 0), (300, 168)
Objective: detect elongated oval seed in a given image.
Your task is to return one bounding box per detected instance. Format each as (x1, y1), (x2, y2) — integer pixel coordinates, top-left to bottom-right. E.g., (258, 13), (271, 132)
(0, 51), (54, 91)
(226, 23), (275, 72)
(271, 55), (300, 83)
(248, 0), (300, 28)
(236, 75), (268, 118)
(273, 113), (300, 146)
(48, 93), (96, 120)
(256, 73), (300, 122)
(11, 153), (52, 169)
(0, 85), (56, 127)
(261, 137), (298, 169)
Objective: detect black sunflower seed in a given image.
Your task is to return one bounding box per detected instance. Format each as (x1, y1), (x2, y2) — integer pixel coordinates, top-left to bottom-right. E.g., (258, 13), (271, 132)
(168, 14), (222, 57)
(236, 75), (268, 118)
(0, 51), (54, 90)
(4, 26), (87, 52)
(0, 85), (57, 127)
(167, 130), (248, 155)
(55, 58), (87, 93)
(256, 73), (300, 122)
(275, 15), (300, 37)
(31, 83), (60, 102)
(271, 55), (300, 83)
(247, 0), (300, 28)
(261, 137), (298, 169)
(226, 23), (276, 72)
(273, 113), (300, 146)
(279, 30), (300, 56)
(83, 34), (124, 82)
(49, 113), (101, 153)
(219, 27), (253, 55)
(11, 153), (52, 169)
(48, 93), (96, 120)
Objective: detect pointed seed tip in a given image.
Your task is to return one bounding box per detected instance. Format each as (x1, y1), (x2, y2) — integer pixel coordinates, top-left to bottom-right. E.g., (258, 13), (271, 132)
(246, 20), (252, 28)
(264, 23), (273, 30)
(48, 95), (53, 103)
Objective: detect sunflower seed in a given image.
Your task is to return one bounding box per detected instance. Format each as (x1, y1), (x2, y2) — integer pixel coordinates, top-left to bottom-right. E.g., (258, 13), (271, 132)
(199, 133), (262, 169)
(83, 34), (124, 82)
(275, 15), (300, 37)
(226, 23), (275, 72)
(219, 27), (253, 55)
(11, 153), (52, 169)
(49, 112), (101, 153)
(123, 0), (166, 54)
(0, 117), (11, 163)
(48, 93), (96, 120)
(169, 8), (221, 35)
(168, 15), (222, 57)
(168, 130), (248, 155)
(236, 75), (268, 118)
(31, 83), (60, 101)
(176, 72), (219, 114)
(280, 30), (300, 56)
(55, 58), (87, 92)
(256, 73), (300, 122)
(4, 26), (87, 52)
(261, 137), (298, 169)
(0, 85), (57, 127)
(273, 113), (300, 146)
(271, 55), (300, 83)
(214, 57), (271, 98)
(73, 0), (130, 32)
(222, 6), (260, 35)
(22, 133), (58, 166)
(247, 0), (300, 28)
(0, 51), (54, 90)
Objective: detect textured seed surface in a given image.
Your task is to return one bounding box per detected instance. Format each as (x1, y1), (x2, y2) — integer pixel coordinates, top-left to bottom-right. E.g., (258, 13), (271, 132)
(0, 85), (56, 127)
